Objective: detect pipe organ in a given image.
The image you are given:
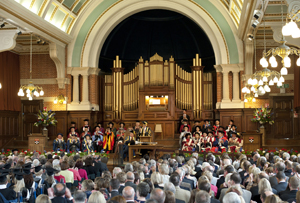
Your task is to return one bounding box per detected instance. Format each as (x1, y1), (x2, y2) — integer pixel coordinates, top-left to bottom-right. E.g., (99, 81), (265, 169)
(104, 54), (211, 121)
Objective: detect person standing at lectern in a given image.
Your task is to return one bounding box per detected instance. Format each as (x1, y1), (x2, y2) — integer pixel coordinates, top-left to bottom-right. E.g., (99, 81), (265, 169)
(139, 121), (151, 137)
(123, 131), (136, 160)
(53, 133), (66, 151)
(179, 109), (190, 122)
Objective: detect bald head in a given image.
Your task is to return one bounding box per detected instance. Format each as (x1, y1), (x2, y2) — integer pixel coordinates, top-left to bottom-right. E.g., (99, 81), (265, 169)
(150, 188), (166, 203)
(126, 171), (134, 182)
(122, 186), (135, 200)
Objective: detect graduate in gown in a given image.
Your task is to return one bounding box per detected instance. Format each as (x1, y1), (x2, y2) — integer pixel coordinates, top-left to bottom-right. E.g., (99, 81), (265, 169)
(227, 125), (238, 139)
(53, 133), (66, 151)
(179, 119), (191, 133)
(68, 121), (79, 134)
(96, 122), (105, 135)
(103, 127), (115, 152)
(179, 125), (190, 150)
(193, 126), (202, 138)
(67, 134), (80, 152)
(118, 122), (127, 131)
(182, 133), (194, 151)
(82, 134), (94, 153)
(213, 119), (220, 134)
(226, 120), (235, 132)
(191, 121), (200, 134)
(202, 119), (211, 131)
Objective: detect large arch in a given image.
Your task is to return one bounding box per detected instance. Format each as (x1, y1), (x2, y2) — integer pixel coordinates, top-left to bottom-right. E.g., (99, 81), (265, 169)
(68, 0), (242, 68)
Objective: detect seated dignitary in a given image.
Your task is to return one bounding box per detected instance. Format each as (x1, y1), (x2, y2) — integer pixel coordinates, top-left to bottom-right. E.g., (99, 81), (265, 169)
(67, 133), (80, 152)
(53, 133), (66, 151)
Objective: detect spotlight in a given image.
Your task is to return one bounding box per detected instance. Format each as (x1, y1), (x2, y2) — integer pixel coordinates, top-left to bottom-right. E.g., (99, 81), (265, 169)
(0, 23), (5, 28)
(251, 20), (259, 28)
(37, 39), (41, 44)
(247, 34), (254, 40)
(253, 10), (261, 19)
(16, 29), (22, 35)
(42, 41), (46, 45)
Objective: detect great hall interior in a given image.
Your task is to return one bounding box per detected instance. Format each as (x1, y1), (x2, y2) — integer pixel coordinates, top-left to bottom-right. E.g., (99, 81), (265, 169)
(0, 0), (300, 153)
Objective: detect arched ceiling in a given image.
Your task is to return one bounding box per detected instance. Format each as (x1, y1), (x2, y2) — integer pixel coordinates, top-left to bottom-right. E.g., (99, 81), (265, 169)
(12, 0), (245, 34)
(99, 9), (215, 73)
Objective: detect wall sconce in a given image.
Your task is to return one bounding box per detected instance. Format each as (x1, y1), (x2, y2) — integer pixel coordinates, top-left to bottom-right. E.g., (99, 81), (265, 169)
(54, 95), (66, 104)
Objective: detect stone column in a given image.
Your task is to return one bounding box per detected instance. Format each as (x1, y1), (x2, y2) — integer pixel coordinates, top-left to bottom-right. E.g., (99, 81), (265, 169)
(222, 70), (230, 102)
(71, 73), (79, 104)
(81, 74), (90, 105)
(232, 70), (240, 102)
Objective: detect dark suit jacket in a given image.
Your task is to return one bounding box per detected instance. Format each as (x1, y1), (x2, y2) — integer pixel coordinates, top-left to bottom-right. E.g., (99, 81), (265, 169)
(0, 188), (17, 202)
(111, 190), (120, 198)
(51, 196), (73, 203)
(93, 160), (101, 174)
(211, 198), (221, 203)
(183, 177), (194, 189)
(119, 185), (125, 194)
(273, 182), (288, 193)
(176, 198), (186, 203)
(279, 190), (298, 201)
(284, 169), (292, 177)
(216, 176), (225, 189)
(99, 161), (108, 176)
(83, 165), (97, 176)
(269, 176), (278, 188)
(125, 181), (137, 192)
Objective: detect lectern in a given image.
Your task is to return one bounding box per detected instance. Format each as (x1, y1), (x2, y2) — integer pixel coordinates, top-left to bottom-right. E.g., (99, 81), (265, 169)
(139, 136), (152, 143)
(28, 133), (47, 152)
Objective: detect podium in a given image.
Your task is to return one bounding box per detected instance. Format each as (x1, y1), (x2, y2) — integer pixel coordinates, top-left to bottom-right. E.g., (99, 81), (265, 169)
(28, 133), (47, 152)
(139, 136), (152, 142)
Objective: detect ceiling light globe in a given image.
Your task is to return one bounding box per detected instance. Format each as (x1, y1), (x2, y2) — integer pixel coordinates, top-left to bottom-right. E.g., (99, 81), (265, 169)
(244, 99), (248, 103)
(29, 96), (33, 101)
(282, 23), (290, 36)
(262, 76), (268, 82)
(280, 67), (288, 75)
(259, 79), (263, 86)
(252, 78), (258, 85)
(252, 98), (256, 102)
(260, 57), (268, 67)
(242, 87), (247, 93)
(292, 28), (300, 38)
(26, 89), (30, 94)
(254, 93), (258, 97)
(288, 21), (298, 33)
(247, 78), (253, 85)
(297, 57), (300, 66)
(269, 79), (274, 86)
(277, 81), (282, 87)
(284, 57), (291, 67)
(269, 55), (276, 63)
(251, 86), (255, 92)
(40, 90), (44, 96)
(273, 76), (279, 83)
(271, 61), (278, 68)
(246, 89), (250, 94)
(279, 76), (285, 83)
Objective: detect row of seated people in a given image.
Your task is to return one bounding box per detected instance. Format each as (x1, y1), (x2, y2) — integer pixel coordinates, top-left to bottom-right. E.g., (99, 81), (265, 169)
(179, 125), (243, 153)
(0, 146), (299, 203)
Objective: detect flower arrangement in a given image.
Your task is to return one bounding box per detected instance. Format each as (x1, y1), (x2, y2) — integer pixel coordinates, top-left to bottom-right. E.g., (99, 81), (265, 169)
(34, 107), (57, 127)
(251, 107), (274, 125)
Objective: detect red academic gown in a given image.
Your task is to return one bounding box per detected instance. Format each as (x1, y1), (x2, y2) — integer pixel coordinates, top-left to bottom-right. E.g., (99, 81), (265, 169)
(228, 137), (243, 152)
(182, 138), (194, 151)
(179, 124), (191, 133)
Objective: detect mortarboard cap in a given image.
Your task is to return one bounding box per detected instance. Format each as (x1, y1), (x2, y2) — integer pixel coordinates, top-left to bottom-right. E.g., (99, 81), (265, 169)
(12, 149), (18, 153)
(207, 131), (213, 135)
(70, 127), (75, 130)
(0, 169), (10, 175)
(143, 121), (148, 125)
(194, 120), (200, 123)
(230, 120), (234, 123)
(0, 174), (7, 183)
(57, 133), (63, 137)
(97, 122), (102, 125)
(84, 126), (89, 129)
(45, 167), (58, 176)
(84, 119), (89, 122)
(120, 122), (125, 126)
(219, 126), (225, 129)
(71, 121), (76, 124)
(108, 122), (114, 126)
(231, 131), (237, 135)
(14, 172), (25, 181)
(207, 126), (213, 130)
(182, 119), (188, 122)
(34, 165), (43, 173)
(204, 119), (210, 122)
(215, 119), (220, 122)
(11, 168), (22, 173)
(218, 130), (225, 134)
(136, 120), (140, 123)
(23, 168), (31, 175)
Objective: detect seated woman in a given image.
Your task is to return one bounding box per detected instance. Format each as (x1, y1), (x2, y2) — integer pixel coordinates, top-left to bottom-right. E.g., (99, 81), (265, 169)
(182, 133), (194, 151)
(179, 125), (190, 150)
(193, 132), (201, 152)
(200, 131), (210, 151)
(82, 134), (94, 153)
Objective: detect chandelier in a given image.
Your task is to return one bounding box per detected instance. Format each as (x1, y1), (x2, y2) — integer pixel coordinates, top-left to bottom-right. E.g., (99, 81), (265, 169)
(260, 0), (300, 74)
(282, 8), (300, 38)
(17, 33), (44, 100)
(243, 0), (284, 97)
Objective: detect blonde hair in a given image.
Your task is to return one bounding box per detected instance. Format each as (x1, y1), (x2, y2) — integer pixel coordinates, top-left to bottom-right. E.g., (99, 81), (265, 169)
(202, 171), (212, 182)
(36, 194), (52, 203)
(264, 195), (281, 203)
(88, 191), (106, 203)
(151, 172), (162, 184)
(226, 186), (245, 203)
(13, 179), (25, 193)
(258, 178), (272, 194)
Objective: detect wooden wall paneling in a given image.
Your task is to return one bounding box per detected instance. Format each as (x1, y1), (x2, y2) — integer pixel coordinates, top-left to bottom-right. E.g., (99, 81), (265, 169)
(0, 111), (20, 148)
(164, 122), (174, 139)
(294, 108), (300, 139)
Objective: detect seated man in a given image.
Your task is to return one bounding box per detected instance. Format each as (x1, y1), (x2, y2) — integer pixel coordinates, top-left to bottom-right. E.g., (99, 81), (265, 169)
(123, 131), (136, 160)
(213, 119), (220, 133)
(227, 125), (238, 139)
(202, 119), (211, 130)
(53, 133), (66, 151)
(212, 131), (228, 152)
(92, 126), (103, 153)
(67, 134), (80, 153)
(139, 121), (152, 137)
(82, 134), (94, 153)
(228, 132), (243, 152)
